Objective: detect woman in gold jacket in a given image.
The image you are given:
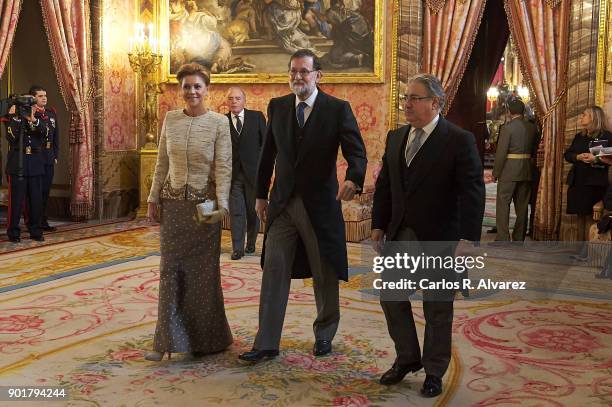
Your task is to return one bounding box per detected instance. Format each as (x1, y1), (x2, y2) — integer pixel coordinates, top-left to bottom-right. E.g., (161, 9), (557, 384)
(145, 63), (233, 361)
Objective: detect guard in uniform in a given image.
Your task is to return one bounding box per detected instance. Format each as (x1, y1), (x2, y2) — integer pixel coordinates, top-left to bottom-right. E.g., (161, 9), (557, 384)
(493, 99), (539, 242)
(30, 85), (59, 231)
(4, 103), (46, 242)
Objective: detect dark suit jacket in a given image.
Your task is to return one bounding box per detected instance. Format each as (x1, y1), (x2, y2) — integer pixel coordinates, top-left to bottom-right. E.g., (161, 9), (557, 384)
(226, 108), (266, 186)
(564, 130), (612, 187)
(372, 118), (485, 243)
(256, 89), (367, 281)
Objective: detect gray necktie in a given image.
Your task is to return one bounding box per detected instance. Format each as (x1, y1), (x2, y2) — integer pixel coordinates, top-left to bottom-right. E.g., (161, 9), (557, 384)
(235, 115), (242, 133)
(405, 128), (425, 165)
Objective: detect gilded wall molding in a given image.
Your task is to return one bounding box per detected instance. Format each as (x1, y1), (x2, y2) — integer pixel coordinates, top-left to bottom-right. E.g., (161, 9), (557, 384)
(596, 0), (609, 106)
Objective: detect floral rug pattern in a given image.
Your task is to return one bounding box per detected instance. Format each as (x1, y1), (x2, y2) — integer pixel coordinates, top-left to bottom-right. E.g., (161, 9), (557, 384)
(0, 226), (611, 406)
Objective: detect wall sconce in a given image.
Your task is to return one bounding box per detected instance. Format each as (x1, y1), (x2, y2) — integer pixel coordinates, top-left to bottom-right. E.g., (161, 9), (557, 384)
(517, 85), (530, 101)
(128, 22), (164, 218)
(486, 86), (500, 102)
(128, 22), (163, 149)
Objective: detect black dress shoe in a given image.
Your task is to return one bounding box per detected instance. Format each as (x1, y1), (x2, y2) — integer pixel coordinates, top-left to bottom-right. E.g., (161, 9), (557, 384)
(245, 245), (255, 254)
(42, 225), (57, 232)
(313, 340), (332, 356)
(238, 348), (279, 362)
(595, 267), (612, 279)
(420, 374), (443, 397)
(31, 236), (45, 242)
(379, 362), (423, 385)
(570, 254), (588, 262)
(8, 236), (21, 243)
(231, 250), (243, 260)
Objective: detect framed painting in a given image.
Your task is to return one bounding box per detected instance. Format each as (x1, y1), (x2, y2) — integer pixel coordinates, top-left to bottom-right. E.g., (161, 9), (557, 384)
(157, 0), (384, 83)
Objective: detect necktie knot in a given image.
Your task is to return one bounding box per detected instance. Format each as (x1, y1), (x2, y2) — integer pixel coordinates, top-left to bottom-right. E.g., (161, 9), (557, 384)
(297, 102), (308, 128)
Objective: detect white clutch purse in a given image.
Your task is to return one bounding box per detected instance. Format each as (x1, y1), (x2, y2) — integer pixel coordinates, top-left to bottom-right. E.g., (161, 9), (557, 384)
(195, 199), (217, 221)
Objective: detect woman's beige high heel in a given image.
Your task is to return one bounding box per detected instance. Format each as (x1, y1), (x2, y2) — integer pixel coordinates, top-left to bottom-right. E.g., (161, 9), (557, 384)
(144, 351), (171, 361)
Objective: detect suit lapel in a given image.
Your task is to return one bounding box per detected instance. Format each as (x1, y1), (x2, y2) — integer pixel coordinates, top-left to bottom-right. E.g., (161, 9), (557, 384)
(390, 125), (410, 184)
(242, 108), (249, 133)
(226, 112), (239, 143)
(296, 90), (327, 165)
(283, 95), (298, 160)
(404, 118), (449, 196)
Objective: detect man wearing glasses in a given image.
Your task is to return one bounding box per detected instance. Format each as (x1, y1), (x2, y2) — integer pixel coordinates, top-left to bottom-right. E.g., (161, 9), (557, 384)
(239, 49), (367, 363)
(371, 74), (484, 397)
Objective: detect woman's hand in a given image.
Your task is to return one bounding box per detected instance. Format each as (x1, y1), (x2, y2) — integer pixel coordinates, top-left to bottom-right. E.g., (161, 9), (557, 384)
(147, 202), (159, 224)
(600, 156), (612, 165)
(198, 208), (227, 224)
(578, 153), (596, 163)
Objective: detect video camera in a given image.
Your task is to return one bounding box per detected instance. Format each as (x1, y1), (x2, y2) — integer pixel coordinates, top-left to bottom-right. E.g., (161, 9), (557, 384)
(0, 94), (37, 118)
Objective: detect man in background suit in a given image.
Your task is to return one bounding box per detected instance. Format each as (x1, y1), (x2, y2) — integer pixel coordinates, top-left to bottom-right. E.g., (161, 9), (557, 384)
(30, 85), (59, 232)
(238, 49), (367, 363)
(371, 74), (485, 397)
(493, 98), (539, 242)
(226, 87), (266, 260)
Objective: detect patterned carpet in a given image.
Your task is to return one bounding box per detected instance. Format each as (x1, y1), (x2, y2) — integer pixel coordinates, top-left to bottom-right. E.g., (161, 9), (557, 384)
(1, 223), (611, 406)
(483, 169), (517, 228)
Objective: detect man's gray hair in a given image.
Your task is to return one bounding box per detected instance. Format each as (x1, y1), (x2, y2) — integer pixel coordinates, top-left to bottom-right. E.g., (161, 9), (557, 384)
(408, 73), (446, 112)
(227, 86), (246, 101)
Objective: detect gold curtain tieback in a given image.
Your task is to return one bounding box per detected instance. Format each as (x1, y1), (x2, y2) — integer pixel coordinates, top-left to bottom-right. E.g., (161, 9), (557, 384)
(542, 87), (568, 123)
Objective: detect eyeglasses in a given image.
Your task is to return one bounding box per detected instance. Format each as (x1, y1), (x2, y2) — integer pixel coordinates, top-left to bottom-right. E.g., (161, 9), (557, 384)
(401, 94), (434, 103)
(289, 69), (318, 77)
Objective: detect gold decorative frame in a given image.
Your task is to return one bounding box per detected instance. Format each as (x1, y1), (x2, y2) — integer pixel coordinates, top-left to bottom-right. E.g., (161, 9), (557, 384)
(596, 0), (611, 106)
(388, 0), (399, 128)
(156, 0), (384, 83)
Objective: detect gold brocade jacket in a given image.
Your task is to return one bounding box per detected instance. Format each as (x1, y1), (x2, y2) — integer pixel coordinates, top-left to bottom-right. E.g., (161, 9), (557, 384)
(147, 109), (232, 210)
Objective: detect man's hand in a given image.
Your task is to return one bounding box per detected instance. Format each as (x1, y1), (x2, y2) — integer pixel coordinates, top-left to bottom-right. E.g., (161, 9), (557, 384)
(336, 180), (358, 201)
(256, 198), (268, 224)
(371, 228), (385, 254)
(26, 106), (36, 123)
(147, 202), (159, 224)
(54, 159), (58, 165)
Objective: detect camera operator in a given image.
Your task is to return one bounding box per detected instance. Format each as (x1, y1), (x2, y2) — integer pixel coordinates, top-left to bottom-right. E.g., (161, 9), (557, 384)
(30, 85), (59, 232)
(4, 95), (46, 243)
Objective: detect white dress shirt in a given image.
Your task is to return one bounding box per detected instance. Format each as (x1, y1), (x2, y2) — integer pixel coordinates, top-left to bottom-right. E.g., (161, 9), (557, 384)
(405, 114), (440, 166)
(231, 109), (245, 133)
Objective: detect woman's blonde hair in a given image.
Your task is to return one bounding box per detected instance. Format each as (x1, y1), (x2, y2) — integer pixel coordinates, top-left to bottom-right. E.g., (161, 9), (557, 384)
(176, 63), (210, 86)
(583, 106), (607, 136)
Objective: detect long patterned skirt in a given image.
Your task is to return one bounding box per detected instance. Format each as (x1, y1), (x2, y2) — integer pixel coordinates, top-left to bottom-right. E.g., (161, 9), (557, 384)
(153, 199), (233, 353)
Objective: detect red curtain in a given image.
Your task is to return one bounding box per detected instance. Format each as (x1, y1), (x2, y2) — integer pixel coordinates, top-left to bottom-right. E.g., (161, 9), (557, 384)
(504, 0), (570, 240)
(0, 0), (21, 77)
(40, 0), (94, 219)
(422, 0), (487, 113)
